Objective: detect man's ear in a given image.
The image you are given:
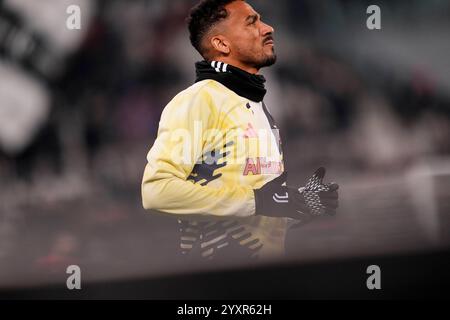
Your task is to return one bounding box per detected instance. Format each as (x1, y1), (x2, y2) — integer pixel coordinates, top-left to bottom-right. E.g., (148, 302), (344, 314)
(210, 35), (230, 55)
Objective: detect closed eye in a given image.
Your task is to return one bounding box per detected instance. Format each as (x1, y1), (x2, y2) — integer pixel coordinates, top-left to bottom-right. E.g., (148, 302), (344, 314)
(246, 14), (259, 25)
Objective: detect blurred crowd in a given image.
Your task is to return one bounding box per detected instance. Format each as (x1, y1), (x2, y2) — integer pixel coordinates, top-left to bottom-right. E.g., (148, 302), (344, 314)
(1, 0), (448, 194)
(0, 0), (449, 279)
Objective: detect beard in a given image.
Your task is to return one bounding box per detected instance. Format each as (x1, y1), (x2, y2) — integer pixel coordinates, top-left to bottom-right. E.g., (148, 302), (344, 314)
(255, 52), (277, 69)
(245, 47), (277, 70)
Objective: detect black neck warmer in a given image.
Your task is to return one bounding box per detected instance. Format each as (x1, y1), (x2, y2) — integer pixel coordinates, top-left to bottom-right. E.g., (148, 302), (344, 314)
(195, 60), (267, 102)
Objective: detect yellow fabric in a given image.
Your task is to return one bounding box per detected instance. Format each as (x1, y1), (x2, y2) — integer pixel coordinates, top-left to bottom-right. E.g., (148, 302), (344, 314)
(142, 79), (288, 258)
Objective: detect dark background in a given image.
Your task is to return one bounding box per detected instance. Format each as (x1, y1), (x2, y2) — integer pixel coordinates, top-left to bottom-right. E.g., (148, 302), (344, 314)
(0, 0), (449, 298)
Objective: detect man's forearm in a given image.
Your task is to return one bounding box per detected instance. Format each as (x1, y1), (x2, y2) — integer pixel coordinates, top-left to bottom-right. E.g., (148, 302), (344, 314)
(142, 171), (255, 218)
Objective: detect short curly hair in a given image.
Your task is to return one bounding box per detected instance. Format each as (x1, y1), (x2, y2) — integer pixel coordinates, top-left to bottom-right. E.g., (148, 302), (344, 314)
(187, 0), (241, 58)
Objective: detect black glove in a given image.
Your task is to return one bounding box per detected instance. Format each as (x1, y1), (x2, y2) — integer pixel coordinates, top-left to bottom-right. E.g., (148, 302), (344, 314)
(254, 168), (339, 221)
(298, 167), (339, 216)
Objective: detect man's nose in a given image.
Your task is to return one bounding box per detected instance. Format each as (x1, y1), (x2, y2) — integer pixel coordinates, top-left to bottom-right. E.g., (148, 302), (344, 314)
(261, 22), (275, 35)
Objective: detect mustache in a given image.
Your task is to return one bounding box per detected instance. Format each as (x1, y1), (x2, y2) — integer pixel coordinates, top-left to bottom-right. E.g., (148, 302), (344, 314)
(263, 35), (274, 44)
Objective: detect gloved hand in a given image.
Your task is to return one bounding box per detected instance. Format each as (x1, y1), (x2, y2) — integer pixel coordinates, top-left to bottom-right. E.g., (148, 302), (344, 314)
(254, 168), (339, 221)
(297, 167), (339, 216)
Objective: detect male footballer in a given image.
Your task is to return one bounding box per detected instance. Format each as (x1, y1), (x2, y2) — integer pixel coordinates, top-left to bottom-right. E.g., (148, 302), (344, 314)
(141, 0), (339, 261)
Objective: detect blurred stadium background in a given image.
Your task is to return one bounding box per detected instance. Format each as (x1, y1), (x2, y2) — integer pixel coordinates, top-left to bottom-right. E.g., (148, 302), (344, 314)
(0, 0), (449, 298)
